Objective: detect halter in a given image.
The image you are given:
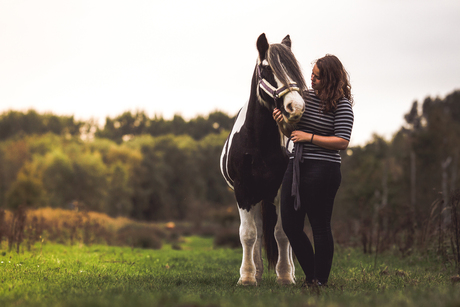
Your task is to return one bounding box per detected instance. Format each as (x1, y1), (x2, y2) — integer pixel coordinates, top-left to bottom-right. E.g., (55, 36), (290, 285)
(257, 65), (300, 104)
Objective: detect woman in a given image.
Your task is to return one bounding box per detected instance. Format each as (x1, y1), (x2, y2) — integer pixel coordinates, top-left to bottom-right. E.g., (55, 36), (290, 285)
(273, 54), (354, 287)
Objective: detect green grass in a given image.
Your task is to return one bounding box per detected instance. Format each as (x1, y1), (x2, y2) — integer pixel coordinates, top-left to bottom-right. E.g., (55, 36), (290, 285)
(1, 237), (459, 307)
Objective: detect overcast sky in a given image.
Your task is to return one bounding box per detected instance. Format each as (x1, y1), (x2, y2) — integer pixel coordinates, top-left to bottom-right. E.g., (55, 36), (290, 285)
(1, 0), (459, 146)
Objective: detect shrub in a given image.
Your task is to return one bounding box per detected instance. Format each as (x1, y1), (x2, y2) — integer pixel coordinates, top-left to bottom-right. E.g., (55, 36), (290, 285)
(116, 224), (163, 249)
(0, 208), (168, 251)
(214, 228), (240, 249)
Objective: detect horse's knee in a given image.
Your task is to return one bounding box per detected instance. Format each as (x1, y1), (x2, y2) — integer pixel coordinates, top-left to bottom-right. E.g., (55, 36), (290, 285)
(239, 226), (256, 246)
(275, 227), (289, 245)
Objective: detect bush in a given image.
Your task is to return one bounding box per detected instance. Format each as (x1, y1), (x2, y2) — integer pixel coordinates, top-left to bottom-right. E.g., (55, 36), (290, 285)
(213, 228), (240, 249)
(0, 208), (169, 251)
(116, 224), (163, 249)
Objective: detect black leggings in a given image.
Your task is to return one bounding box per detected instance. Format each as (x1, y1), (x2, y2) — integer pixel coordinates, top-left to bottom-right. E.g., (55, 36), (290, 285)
(281, 159), (341, 284)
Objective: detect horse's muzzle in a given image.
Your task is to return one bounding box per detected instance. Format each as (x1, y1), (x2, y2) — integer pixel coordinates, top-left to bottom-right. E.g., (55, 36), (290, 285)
(286, 114), (302, 123)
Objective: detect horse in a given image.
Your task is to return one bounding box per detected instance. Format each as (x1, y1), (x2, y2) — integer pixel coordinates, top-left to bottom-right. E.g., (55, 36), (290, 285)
(220, 33), (306, 285)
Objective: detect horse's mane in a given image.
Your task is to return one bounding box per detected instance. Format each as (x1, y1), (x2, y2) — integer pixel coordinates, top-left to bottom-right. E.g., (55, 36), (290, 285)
(267, 44), (307, 95)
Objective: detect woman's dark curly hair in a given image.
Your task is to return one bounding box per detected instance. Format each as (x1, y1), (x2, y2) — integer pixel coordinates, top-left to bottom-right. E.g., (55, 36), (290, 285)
(314, 54), (353, 112)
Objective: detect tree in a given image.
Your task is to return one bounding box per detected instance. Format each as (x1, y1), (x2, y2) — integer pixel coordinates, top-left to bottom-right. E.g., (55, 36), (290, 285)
(105, 162), (133, 217)
(6, 171), (45, 210)
(0, 139), (31, 208)
(196, 131), (234, 205)
(418, 92), (460, 227)
(0, 110), (83, 140)
(96, 110), (236, 142)
(40, 149), (108, 211)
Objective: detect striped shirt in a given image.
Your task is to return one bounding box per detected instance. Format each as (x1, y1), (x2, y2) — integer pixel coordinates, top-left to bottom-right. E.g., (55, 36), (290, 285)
(294, 90), (354, 163)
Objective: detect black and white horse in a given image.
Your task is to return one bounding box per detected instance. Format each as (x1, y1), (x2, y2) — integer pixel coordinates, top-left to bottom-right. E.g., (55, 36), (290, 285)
(220, 33), (306, 285)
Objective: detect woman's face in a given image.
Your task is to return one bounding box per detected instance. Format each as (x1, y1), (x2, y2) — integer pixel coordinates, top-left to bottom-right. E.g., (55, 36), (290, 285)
(311, 64), (321, 91)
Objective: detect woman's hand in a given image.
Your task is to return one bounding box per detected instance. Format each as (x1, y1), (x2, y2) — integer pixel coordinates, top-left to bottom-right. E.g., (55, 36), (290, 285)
(272, 108), (284, 124)
(273, 108), (296, 138)
(290, 130), (310, 143)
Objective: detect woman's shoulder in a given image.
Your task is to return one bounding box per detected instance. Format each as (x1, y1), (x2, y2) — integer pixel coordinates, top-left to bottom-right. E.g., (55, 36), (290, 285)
(303, 90), (319, 102)
(304, 89), (316, 96)
(337, 97), (353, 108)
(335, 98), (354, 117)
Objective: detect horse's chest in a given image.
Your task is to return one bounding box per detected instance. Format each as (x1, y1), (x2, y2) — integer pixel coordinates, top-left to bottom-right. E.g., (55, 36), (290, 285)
(228, 132), (286, 178)
(249, 153), (286, 178)
(232, 148), (286, 183)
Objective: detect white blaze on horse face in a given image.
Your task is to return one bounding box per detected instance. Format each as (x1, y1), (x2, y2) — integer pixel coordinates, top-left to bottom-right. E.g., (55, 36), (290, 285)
(283, 91), (304, 123)
(274, 75), (305, 124)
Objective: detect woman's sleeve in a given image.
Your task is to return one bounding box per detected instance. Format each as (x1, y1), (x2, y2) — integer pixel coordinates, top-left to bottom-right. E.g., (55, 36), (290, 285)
(334, 100), (354, 141)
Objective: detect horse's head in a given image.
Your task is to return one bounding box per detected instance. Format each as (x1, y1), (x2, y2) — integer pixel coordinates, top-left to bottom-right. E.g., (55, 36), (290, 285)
(255, 33), (306, 127)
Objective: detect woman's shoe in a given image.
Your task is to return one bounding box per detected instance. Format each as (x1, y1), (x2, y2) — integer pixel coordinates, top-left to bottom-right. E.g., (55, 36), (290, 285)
(301, 279), (328, 288)
(316, 281), (328, 287)
(301, 279), (317, 288)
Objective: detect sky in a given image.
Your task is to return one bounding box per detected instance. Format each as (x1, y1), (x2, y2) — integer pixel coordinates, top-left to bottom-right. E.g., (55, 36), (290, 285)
(1, 0), (459, 146)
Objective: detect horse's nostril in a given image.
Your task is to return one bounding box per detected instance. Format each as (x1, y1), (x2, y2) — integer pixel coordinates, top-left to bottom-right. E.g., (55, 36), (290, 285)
(286, 103), (294, 113)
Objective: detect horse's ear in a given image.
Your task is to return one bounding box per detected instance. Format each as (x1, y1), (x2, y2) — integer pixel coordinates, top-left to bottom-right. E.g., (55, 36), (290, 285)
(281, 35), (291, 48)
(257, 33), (269, 62)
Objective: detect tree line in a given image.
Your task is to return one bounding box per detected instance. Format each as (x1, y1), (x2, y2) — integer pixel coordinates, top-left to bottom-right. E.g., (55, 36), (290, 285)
(335, 90), (460, 253)
(1, 90), (459, 253)
(0, 110), (236, 143)
(0, 111), (236, 222)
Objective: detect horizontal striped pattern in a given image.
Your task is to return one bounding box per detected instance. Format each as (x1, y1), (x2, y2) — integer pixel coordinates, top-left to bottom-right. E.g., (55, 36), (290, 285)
(295, 90), (354, 163)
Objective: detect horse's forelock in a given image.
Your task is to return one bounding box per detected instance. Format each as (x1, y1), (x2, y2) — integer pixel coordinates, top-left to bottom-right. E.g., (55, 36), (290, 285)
(267, 44), (306, 92)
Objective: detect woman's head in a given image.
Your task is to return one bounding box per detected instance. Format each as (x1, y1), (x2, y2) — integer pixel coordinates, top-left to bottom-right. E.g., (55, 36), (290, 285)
(311, 54), (353, 112)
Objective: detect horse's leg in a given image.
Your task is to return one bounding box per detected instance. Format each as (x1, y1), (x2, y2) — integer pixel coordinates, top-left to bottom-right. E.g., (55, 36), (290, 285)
(237, 203), (259, 286)
(253, 202), (264, 283)
(274, 199), (296, 284)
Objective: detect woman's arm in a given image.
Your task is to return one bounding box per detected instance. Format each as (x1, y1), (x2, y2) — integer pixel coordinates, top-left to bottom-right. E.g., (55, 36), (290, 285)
(290, 130), (349, 151)
(273, 108), (349, 151)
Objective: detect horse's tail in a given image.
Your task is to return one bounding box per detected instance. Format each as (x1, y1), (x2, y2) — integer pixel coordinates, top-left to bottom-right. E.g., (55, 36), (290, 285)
(262, 200), (278, 270)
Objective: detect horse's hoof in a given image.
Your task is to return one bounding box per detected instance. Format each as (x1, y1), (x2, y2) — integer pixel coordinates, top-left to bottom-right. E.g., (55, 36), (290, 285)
(277, 278), (295, 285)
(237, 278), (258, 286)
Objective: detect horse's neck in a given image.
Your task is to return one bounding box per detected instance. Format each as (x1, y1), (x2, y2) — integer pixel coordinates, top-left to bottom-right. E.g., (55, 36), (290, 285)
(245, 96), (282, 150)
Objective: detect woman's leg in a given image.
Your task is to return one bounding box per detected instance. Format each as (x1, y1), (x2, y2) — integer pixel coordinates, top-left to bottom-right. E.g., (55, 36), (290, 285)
(300, 160), (341, 284)
(281, 160), (315, 283)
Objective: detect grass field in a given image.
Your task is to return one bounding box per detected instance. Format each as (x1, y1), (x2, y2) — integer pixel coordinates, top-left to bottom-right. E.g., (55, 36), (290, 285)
(1, 236), (460, 307)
